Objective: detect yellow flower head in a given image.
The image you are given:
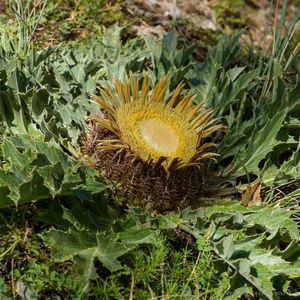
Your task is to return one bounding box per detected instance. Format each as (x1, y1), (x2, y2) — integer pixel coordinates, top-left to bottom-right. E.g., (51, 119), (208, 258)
(90, 73), (222, 171)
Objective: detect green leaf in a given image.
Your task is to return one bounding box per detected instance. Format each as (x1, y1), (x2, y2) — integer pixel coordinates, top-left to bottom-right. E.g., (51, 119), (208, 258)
(162, 30), (177, 58)
(118, 228), (157, 244)
(209, 32), (241, 67)
(156, 214), (185, 229)
(43, 229), (130, 272)
(215, 236), (235, 259)
(225, 111), (287, 176)
(243, 207), (300, 240)
(180, 203), (300, 299)
(0, 135), (107, 207)
(217, 70), (256, 115)
(279, 145), (300, 177)
(0, 277), (11, 300)
(192, 57), (221, 105)
(41, 228), (129, 298)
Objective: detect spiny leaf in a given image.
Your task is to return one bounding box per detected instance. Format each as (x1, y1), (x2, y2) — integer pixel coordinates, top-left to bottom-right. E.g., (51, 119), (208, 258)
(279, 145), (300, 177)
(0, 134), (107, 207)
(42, 229), (130, 272)
(192, 57), (221, 105)
(243, 206), (300, 240)
(225, 111), (287, 176)
(180, 203), (300, 299)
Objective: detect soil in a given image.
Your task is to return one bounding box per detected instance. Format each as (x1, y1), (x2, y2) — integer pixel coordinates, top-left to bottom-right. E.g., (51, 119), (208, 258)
(1, 0), (298, 58)
(127, 0), (299, 58)
(0, 0), (5, 12)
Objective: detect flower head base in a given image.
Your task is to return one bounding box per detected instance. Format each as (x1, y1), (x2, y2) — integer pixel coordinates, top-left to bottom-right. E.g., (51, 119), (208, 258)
(90, 73), (222, 172)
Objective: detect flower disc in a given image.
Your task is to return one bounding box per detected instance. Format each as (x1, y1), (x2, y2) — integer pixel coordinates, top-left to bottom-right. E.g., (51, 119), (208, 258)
(116, 101), (198, 167)
(137, 118), (179, 154)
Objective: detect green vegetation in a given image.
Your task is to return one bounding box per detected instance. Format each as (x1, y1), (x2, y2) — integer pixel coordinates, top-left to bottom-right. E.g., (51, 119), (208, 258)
(214, 0), (249, 30)
(0, 0), (128, 45)
(0, 0), (300, 299)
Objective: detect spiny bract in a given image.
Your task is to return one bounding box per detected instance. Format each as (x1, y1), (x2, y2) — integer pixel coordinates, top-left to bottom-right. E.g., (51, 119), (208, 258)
(89, 73), (222, 172)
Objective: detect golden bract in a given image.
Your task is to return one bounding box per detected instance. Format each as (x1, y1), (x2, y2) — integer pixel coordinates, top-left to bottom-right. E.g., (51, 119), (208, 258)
(90, 73), (222, 171)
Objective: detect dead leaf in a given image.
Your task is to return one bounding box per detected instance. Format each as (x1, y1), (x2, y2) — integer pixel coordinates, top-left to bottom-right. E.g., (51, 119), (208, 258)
(241, 181), (262, 207)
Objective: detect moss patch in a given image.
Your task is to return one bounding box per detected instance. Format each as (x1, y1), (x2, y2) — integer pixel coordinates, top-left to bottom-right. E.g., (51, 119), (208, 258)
(214, 0), (250, 31)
